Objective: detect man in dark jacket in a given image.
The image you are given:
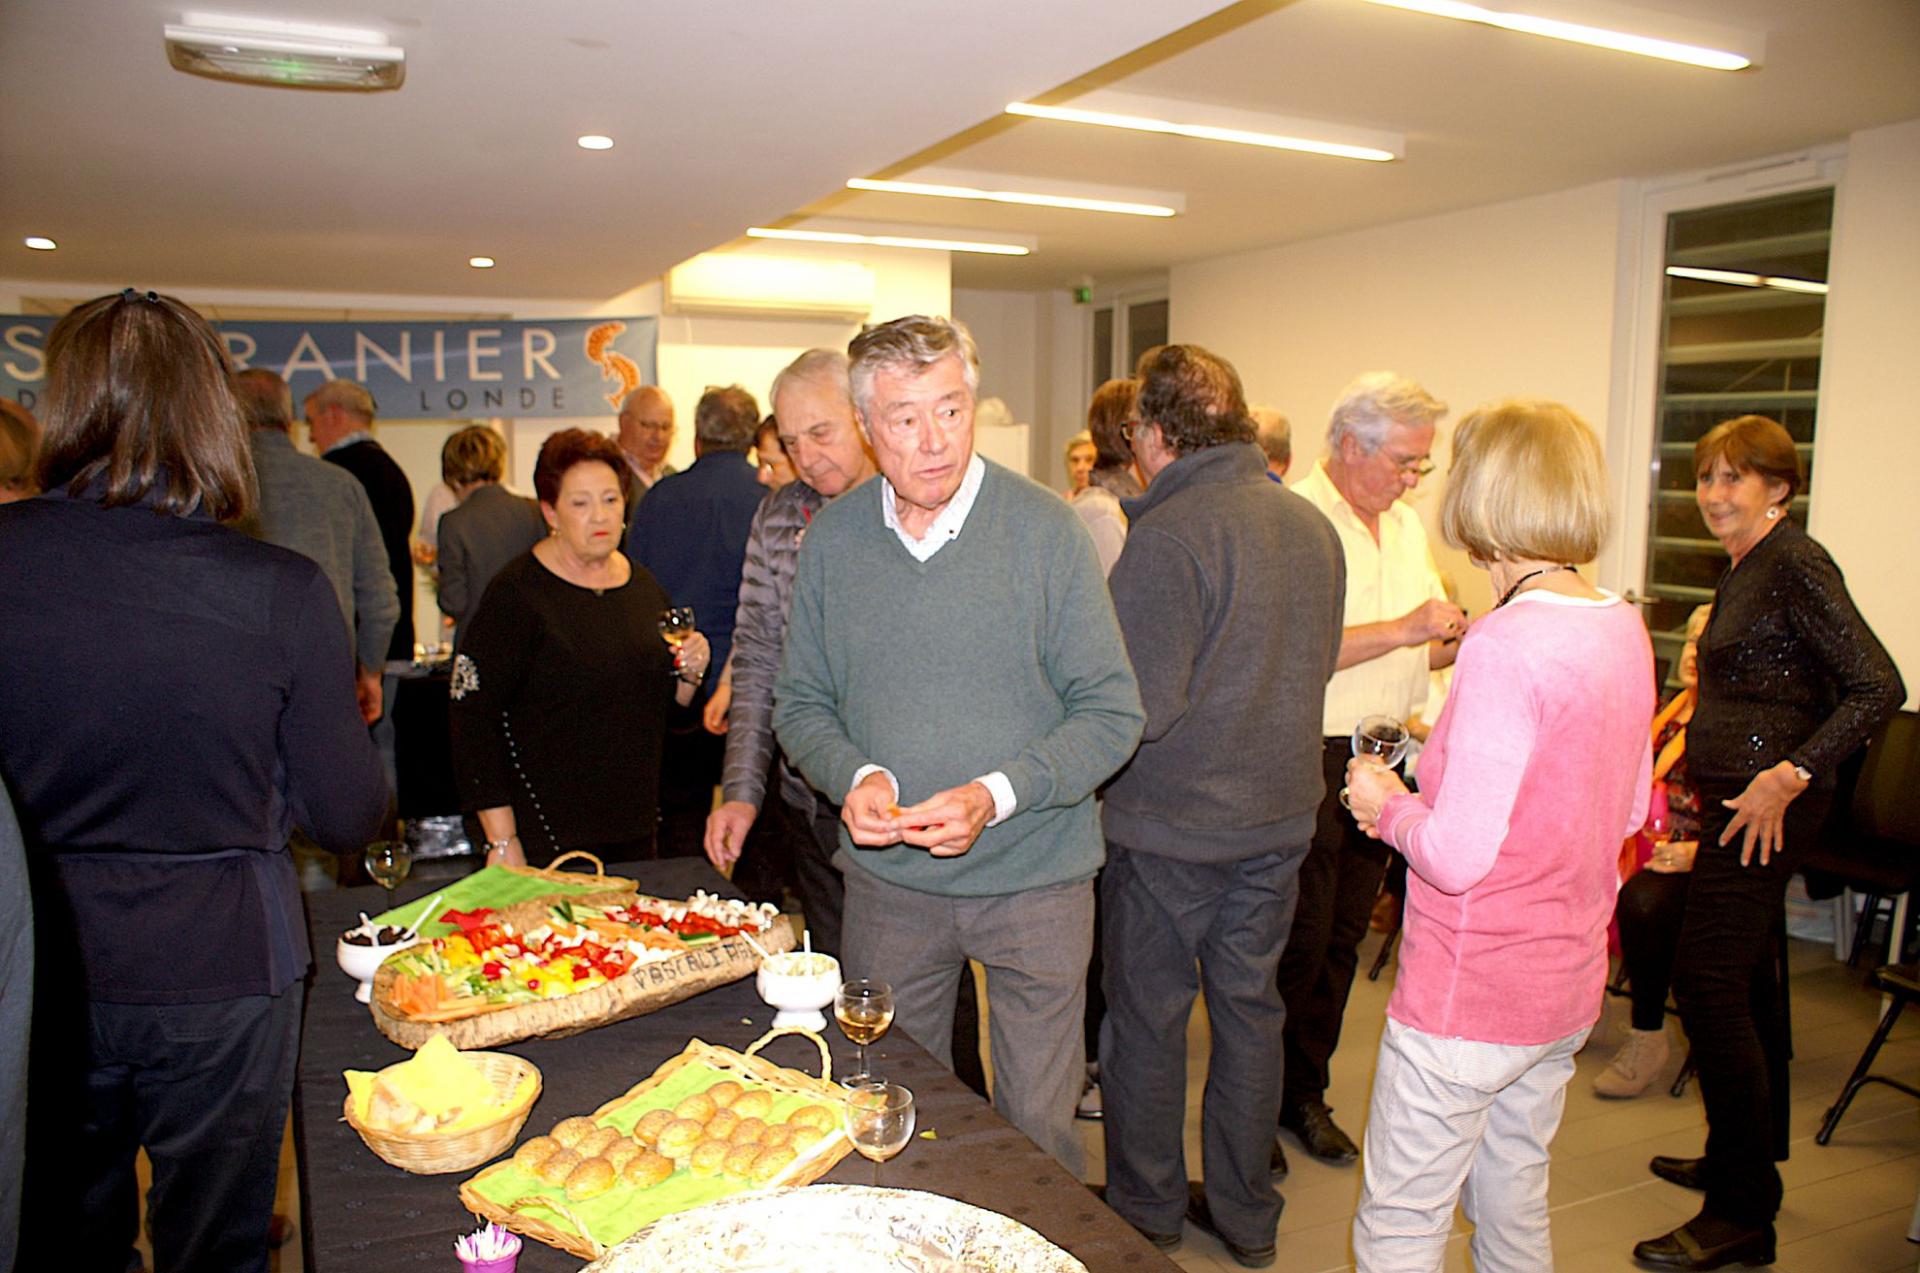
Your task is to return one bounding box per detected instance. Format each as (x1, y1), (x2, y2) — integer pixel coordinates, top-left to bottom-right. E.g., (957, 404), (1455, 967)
(627, 384), (767, 858)
(1099, 345), (1344, 1268)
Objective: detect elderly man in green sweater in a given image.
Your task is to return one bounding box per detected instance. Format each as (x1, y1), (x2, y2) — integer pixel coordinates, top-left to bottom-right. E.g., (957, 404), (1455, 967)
(774, 315), (1144, 1173)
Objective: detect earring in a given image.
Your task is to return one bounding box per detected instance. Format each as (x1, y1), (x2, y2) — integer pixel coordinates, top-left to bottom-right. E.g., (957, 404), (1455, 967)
(1766, 505), (1781, 520)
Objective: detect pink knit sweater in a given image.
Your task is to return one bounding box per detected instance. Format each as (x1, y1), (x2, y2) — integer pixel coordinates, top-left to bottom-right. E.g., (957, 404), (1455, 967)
(1379, 593), (1654, 1045)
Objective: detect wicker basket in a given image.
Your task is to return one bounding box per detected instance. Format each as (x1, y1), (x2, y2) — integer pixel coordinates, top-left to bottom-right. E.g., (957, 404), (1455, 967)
(501, 850), (639, 894)
(344, 1050), (542, 1174)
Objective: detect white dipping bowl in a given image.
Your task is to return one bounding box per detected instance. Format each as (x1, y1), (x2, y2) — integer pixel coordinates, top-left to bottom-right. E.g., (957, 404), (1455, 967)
(336, 931), (421, 1004)
(756, 951), (841, 1031)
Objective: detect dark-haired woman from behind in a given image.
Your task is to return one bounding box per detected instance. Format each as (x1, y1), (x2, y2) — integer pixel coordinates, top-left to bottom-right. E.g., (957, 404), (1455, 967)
(449, 427), (711, 868)
(0, 290), (388, 1273)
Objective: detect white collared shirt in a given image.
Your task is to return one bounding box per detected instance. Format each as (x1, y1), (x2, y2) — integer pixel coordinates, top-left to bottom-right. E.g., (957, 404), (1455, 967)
(322, 429), (375, 457)
(853, 452), (1013, 825)
(878, 454), (985, 563)
(1293, 459), (1447, 736)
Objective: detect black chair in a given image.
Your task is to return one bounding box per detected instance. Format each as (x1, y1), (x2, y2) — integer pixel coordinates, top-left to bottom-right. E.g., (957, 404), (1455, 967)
(1795, 710), (1920, 969)
(1816, 963), (1920, 1144)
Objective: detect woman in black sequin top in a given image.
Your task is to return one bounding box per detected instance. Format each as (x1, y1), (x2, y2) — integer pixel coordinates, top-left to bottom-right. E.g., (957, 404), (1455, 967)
(1634, 416), (1903, 1271)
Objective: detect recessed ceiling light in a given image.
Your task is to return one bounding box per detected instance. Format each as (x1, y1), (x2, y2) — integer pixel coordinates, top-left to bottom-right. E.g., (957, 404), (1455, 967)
(848, 176), (1178, 218)
(468, 256), (496, 269)
(1006, 93), (1401, 163)
(1360, 0), (1754, 71)
(746, 227), (1030, 257)
(577, 134), (615, 151)
(1667, 266), (1827, 295)
(23, 236), (57, 251)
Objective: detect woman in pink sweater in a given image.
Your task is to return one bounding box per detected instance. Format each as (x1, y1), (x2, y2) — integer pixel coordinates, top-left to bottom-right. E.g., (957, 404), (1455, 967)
(1344, 400), (1653, 1271)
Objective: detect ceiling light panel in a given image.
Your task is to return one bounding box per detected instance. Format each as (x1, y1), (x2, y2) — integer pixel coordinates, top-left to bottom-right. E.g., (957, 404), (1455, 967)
(1360, 0), (1759, 71)
(1666, 266), (1826, 295)
(1006, 90), (1402, 162)
(849, 169), (1183, 217)
(747, 227), (1032, 257)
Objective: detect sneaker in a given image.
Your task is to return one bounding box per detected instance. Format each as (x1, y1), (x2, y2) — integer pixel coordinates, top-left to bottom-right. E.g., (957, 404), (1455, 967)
(1594, 1026), (1669, 1099)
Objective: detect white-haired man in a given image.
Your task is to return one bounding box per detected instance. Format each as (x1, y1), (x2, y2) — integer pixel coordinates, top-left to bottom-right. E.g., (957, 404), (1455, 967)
(774, 315), (1144, 1173)
(1274, 371), (1466, 1170)
(616, 385), (676, 502)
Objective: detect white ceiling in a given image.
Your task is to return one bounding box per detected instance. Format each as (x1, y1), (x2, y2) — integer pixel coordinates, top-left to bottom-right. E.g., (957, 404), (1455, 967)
(3, 0), (1917, 306)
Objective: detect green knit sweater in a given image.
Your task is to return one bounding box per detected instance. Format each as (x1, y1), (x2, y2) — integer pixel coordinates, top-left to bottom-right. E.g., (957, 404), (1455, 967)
(773, 459), (1144, 897)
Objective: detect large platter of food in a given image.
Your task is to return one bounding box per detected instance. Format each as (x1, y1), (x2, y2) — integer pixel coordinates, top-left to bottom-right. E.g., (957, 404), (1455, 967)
(458, 1032), (852, 1259)
(368, 889), (794, 1050)
(582, 1185), (1089, 1273)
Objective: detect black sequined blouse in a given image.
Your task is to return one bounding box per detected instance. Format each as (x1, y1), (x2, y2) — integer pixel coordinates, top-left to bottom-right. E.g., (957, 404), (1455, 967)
(1690, 519), (1904, 788)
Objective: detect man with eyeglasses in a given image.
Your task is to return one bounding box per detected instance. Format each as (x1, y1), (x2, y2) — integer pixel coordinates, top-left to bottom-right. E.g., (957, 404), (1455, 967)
(616, 384), (677, 505)
(1274, 371), (1467, 1174)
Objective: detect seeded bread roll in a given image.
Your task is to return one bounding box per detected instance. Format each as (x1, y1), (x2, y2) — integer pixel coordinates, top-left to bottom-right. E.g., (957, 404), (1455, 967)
(759, 1124), (795, 1150)
(672, 1092), (717, 1123)
(727, 1116), (767, 1147)
(564, 1155), (616, 1201)
(575, 1126), (621, 1158)
(703, 1108), (740, 1140)
(729, 1089), (773, 1120)
(632, 1108), (674, 1147)
(688, 1139), (730, 1177)
(601, 1138), (641, 1172)
(721, 1142), (760, 1179)
(785, 1104), (835, 1131)
(750, 1145), (797, 1185)
(786, 1124), (828, 1152)
(511, 1136), (559, 1172)
(654, 1117), (705, 1160)
(705, 1080), (744, 1108)
(621, 1150), (673, 1189)
(550, 1116), (598, 1149)
(534, 1148), (581, 1187)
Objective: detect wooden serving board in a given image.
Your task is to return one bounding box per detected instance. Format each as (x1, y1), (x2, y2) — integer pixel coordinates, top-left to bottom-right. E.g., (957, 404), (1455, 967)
(367, 892), (795, 1051)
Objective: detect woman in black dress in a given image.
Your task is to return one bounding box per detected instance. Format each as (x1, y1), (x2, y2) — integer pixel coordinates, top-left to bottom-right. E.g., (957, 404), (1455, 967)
(449, 428), (711, 867)
(1633, 415), (1903, 1270)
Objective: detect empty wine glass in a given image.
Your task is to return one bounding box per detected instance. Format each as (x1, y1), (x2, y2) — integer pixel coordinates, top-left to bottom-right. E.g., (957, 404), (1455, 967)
(1352, 714), (1412, 768)
(835, 979), (894, 1085)
(844, 1080), (915, 1185)
(364, 840), (412, 895)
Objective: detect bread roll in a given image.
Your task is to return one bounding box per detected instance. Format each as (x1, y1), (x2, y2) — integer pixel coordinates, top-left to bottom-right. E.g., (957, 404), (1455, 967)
(632, 1108), (674, 1147)
(722, 1142), (760, 1179)
(688, 1138), (730, 1177)
(785, 1103), (835, 1131)
(601, 1138), (641, 1172)
(564, 1155), (616, 1201)
(575, 1126), (621, 1158)
(655, 1117), (705, 1160)
(728, 1116), (767, 1147)
(759, 1123), (795, 1149)
(730, 1089), (774, 1120)
(511, 1136), (559, 1172)
(535, 1147), (581, 1186)
(621, 1150), (673, 1189)
(550, 1116), (598, 1149)
(786, 1124), (828, 1152)
(703, 1108), (740, 1140)
(751, 1145), (797, 1185)
(673, 1092), (717, 1123)
(705, 1080), (744, 1108)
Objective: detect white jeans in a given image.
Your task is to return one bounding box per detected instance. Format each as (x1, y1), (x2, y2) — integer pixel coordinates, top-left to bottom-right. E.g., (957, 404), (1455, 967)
(1352, 1017), (1589, 1273)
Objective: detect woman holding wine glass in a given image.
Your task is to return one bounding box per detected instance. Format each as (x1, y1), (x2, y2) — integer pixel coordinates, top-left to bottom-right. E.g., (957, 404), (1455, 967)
(1342, 400), (1655, 1271)
(449, 429), (710, 867)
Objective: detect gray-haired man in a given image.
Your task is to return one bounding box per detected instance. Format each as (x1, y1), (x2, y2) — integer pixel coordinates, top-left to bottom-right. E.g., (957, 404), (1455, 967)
(774, 315), (1144, 1173)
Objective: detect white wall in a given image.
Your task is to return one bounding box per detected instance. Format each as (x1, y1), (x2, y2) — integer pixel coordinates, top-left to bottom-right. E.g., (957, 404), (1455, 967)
(1813, 117), (1920, 706)
(1172, 180), (1627, 618)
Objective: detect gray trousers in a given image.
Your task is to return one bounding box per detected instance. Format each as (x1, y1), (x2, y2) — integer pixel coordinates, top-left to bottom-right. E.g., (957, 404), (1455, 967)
(1099, 840), (1306, 1249)
(838, 854), (1092, 1175)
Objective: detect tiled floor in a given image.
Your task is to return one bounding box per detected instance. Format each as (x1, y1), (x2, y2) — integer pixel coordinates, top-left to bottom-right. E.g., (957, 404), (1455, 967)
(140, 928), (1920, 1272)
(1073, 931), (1920, 1272)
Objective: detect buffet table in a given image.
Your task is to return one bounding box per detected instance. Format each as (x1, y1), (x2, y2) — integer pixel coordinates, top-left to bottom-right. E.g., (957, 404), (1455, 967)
(297, 860), (1175, 1271)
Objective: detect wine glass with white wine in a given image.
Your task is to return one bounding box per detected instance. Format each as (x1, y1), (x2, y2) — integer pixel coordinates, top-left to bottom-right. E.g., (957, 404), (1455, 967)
(364, 840), (412, 896)
(835, 978), (894, 1085)
(657, 607), (695, 660)
(843, 1080), (915, 1186)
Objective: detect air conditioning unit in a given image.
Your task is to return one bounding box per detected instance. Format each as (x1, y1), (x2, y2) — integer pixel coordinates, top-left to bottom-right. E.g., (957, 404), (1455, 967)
(664, 253), (875, 322)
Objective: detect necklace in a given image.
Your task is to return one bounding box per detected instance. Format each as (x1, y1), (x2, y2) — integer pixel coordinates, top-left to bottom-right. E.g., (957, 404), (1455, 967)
(1496, 563), (1576, 608)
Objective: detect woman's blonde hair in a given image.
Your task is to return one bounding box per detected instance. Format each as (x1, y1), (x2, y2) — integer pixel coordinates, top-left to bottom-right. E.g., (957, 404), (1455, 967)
(1441, 398), (1609, 564)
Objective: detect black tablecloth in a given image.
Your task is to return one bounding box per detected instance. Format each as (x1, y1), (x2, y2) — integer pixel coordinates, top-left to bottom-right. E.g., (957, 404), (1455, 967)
(297, 860), (1175, 1271)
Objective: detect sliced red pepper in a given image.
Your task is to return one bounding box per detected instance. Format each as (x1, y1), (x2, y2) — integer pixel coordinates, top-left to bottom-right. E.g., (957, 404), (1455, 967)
(571, 964), (592, 982)
(482, 961), (506, 981)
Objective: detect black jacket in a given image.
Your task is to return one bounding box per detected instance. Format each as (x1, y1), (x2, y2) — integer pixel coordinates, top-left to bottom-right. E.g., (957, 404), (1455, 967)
(326, 437), (416, 661)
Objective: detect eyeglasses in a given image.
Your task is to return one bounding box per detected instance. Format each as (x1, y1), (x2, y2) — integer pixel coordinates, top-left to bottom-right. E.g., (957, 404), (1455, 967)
(1383, 450), (1436, 478)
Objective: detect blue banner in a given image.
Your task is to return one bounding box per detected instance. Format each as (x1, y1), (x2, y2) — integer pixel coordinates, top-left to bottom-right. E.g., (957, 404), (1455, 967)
(1, 314), (657, 419)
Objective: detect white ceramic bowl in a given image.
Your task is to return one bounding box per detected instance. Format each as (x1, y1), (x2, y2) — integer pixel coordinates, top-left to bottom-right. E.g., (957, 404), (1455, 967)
(336, 932), (421, 1004)
(755, 951), (841, 1031)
